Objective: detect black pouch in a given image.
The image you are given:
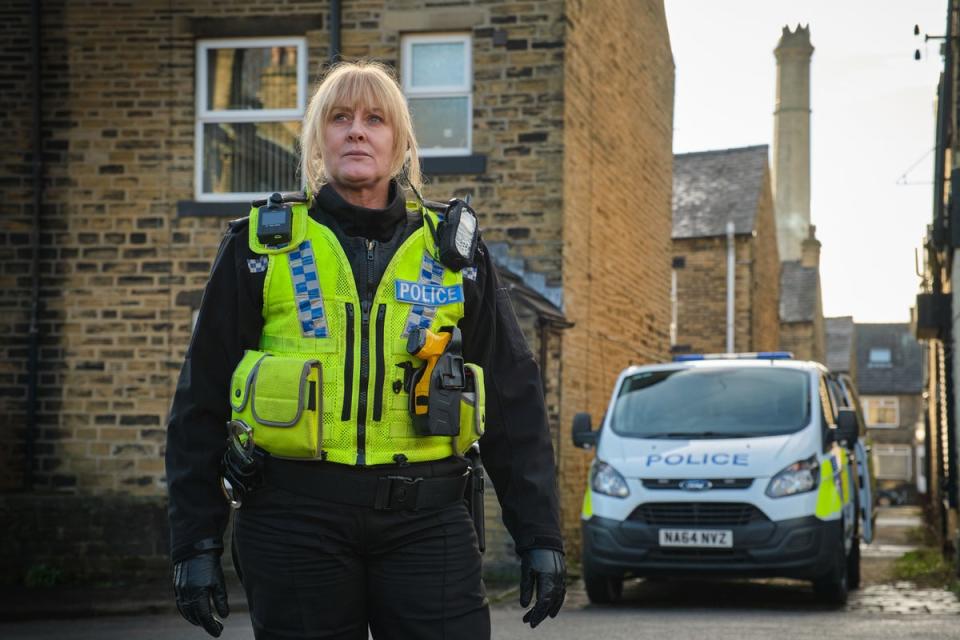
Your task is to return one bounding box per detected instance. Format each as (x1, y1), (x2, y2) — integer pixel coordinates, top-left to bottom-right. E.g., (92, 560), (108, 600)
(464, 444), (486, 553)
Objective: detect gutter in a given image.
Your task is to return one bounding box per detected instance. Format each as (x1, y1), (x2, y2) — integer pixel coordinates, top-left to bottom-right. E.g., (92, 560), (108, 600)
(726, 221), (735, 352)
(329, 0), (341, 63)
(25, 0), (43, 490)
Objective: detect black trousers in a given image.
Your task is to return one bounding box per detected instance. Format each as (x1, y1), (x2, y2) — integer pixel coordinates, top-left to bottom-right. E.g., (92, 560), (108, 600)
(232, 473), (490, 640)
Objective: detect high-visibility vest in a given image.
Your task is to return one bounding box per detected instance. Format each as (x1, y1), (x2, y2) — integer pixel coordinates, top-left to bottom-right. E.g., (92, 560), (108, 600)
(229, 197), (484, 465)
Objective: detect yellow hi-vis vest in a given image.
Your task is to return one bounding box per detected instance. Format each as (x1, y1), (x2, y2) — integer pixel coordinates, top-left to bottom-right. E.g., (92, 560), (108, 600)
(228, 197), (484, 465)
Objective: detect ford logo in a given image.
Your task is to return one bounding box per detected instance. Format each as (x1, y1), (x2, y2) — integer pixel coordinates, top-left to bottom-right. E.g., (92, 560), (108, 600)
(679, 479), (713, 491)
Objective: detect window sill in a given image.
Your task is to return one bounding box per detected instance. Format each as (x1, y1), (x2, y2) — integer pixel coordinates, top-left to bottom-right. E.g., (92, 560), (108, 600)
(420, 154), (486, 175)
(177, 201), (249, 218)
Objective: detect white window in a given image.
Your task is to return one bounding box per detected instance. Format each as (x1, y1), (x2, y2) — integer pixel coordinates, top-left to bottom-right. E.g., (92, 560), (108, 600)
(195, 37), (307, 202)
(868, 347), (892, 367)
(401, 33), (472, 157)
(862, 396), (899, 428)
(873, 445), (912, 481)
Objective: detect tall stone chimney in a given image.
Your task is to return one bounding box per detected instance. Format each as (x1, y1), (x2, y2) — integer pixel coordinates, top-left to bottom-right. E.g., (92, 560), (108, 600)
(801, 225), (820, 268)
(772, 25), (814, 262)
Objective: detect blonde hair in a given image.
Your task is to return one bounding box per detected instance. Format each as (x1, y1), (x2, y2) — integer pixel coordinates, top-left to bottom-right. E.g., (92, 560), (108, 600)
(300, 60), (422, 195)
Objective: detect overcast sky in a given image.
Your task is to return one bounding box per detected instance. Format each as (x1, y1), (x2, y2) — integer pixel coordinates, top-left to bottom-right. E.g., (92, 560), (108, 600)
(665, 0), (947, 323)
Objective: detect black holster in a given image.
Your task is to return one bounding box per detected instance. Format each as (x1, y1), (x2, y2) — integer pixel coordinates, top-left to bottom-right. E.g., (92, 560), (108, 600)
(464, 444), (486, 553)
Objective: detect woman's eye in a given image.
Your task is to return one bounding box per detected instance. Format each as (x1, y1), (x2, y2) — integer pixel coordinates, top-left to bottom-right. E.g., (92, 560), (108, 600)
(368, 114), (383, 124)
(333, 113), (349, 122)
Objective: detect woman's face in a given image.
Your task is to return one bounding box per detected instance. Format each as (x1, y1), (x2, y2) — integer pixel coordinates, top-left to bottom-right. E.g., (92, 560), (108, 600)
(322, 104), (396, 193)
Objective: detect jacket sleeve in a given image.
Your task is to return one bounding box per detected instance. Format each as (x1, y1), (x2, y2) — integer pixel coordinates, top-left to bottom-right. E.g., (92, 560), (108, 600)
(460, 241), (564, 554)
(165, 221), (263, 563)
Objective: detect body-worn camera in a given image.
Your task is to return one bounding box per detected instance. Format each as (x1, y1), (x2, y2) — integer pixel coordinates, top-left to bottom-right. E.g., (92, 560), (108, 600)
(254, 192), (306, 246)
(436, 198), (479, 271)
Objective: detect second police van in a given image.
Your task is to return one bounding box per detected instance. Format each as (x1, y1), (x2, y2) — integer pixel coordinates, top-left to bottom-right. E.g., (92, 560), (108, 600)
(573, 353), (874, 606)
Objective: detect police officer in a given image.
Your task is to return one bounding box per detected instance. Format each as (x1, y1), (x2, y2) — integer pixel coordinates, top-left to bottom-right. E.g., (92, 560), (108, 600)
(165, 60), (565, 639)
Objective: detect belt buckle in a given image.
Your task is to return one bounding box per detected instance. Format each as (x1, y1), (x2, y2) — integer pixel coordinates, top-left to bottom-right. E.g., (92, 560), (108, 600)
(375, 476), (423, 511)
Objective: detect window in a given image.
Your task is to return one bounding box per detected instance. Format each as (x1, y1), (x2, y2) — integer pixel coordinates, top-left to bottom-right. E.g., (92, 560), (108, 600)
(873, 445), (912, 481)
(868, 347), (892, 367)
(195, 37), (307, 202)
(401, 33), (472, 157)
(862, 396), (900, 428)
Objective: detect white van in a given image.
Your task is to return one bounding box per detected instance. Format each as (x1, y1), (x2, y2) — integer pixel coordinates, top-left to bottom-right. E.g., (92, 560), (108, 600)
(573, 353), (873, 606)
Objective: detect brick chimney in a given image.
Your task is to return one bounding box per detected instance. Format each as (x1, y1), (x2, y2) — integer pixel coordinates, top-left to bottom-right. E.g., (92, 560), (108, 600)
(801, 224), (820, 268)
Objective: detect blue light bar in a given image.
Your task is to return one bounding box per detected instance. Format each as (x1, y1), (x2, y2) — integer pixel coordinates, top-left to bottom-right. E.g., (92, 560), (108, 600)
(673, 351), (794, 362)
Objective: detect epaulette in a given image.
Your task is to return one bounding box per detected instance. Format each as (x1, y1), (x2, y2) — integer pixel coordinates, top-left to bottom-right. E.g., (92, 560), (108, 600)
(251, 190), (309, 207)
(227, 216), (250, 234)
(422, 199), (449, 213)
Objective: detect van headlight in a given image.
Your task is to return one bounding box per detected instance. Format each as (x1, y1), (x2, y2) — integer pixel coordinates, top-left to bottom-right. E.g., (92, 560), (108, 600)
(591, 460), (630, 498)
(765, 456), (820, 498)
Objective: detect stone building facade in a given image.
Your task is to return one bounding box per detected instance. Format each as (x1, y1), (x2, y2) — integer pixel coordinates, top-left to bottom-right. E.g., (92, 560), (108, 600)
(670, 145), (780, 355)
(779, 227), (825, 362)
(1, 0), (673, 582)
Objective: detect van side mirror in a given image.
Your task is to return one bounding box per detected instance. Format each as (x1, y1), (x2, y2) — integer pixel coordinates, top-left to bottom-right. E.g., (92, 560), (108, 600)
(572, 412), (598, 449)
(834, 408), (859, 446)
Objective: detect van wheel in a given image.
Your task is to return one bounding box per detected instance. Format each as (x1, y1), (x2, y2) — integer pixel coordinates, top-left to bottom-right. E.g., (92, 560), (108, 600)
(583, 563), (623, 604)
(813, 543), (849, 606)
(847, 538), (861, 590)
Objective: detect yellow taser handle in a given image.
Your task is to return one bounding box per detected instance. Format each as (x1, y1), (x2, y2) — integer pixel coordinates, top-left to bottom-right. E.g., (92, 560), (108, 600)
(408, 328), (451, 416)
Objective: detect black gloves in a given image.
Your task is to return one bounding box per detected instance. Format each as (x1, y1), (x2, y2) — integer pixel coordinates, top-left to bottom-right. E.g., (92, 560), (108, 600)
(519, 548), (566, 628)
(174, 551), (229, 637)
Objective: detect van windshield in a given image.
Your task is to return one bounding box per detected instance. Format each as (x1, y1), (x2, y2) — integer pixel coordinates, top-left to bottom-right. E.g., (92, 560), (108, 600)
(611, 367), (811, 438)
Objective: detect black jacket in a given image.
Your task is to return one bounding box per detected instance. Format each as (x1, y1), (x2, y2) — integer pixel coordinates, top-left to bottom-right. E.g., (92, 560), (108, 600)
(165, 184), (564, 563)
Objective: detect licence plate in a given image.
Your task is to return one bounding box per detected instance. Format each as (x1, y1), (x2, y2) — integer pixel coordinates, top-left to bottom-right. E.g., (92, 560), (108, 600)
(658, 529), (733, 548)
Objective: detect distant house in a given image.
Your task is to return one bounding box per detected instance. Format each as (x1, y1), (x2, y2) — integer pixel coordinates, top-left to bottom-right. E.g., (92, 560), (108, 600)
(671, 145), (780, 354)
(855, 323), (924, 502)
(825, 316), (856, 378)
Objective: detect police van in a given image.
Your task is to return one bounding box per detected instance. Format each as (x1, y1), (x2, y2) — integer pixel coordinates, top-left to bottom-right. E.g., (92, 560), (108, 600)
(573, 353), (873, 606)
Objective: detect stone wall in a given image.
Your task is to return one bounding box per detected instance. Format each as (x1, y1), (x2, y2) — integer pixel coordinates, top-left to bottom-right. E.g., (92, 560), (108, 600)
(559, 0), (674, 554)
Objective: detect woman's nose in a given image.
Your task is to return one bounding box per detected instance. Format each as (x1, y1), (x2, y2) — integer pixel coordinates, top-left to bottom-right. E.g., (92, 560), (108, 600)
(346, 120), (366, 140)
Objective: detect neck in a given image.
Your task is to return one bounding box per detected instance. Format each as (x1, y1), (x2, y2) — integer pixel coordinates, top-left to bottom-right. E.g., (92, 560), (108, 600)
(328, 179), (390, 209)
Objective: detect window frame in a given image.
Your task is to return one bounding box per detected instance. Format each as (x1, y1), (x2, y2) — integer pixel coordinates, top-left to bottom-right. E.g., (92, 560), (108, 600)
(194, 36), (308, 203)
(862, 396), (900, 428)
(868, 347), (892, 367)
(401, 32), (473, 158)
(873, 444), (913, 481)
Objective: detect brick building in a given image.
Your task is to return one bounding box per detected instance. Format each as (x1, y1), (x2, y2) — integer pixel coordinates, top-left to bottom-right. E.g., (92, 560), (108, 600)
(670, 145), (780, 355)
(779, 228), (825, 362)
(1, 0), (674, 583)
(855, 323), (924, 504)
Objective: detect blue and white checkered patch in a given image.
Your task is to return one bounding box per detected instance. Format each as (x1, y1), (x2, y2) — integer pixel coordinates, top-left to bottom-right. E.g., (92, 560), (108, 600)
(247, 256), (268, 273)
(462, 266), (477, 281)
(288, 241), (328, 338)
(402, 252), (447, 337)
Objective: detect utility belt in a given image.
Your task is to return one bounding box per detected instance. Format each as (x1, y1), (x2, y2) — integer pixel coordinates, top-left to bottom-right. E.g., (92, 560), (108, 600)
(262, 455), (469, 511)
(220, 434), (486, 548)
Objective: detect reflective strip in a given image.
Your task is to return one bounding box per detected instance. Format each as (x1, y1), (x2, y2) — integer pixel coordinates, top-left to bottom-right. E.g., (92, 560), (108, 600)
(247, 256), (268, 273)
(815, 454), (843, 520)
(581, 486), (593, 519)
(402, 251), (446, 337)
(288, 241), (328, 338)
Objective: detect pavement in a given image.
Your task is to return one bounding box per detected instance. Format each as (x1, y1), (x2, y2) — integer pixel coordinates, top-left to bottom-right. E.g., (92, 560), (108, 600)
(1, 506), (955, 622)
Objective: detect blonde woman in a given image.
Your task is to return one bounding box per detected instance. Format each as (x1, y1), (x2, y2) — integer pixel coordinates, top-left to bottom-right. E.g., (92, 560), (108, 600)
(166, 60), (564, 639)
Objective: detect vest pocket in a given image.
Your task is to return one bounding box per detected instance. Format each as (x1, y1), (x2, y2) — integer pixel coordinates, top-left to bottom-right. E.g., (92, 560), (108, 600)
(230, 350), (324, 459)
(459, 363), (486, 438)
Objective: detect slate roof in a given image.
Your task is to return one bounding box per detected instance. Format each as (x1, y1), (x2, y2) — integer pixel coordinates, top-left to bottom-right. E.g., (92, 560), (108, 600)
(825, 316), (855, 373)
(672, 145), (770, 239)
(855, 323), (923, 395)
(779, 261), (819, 323)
